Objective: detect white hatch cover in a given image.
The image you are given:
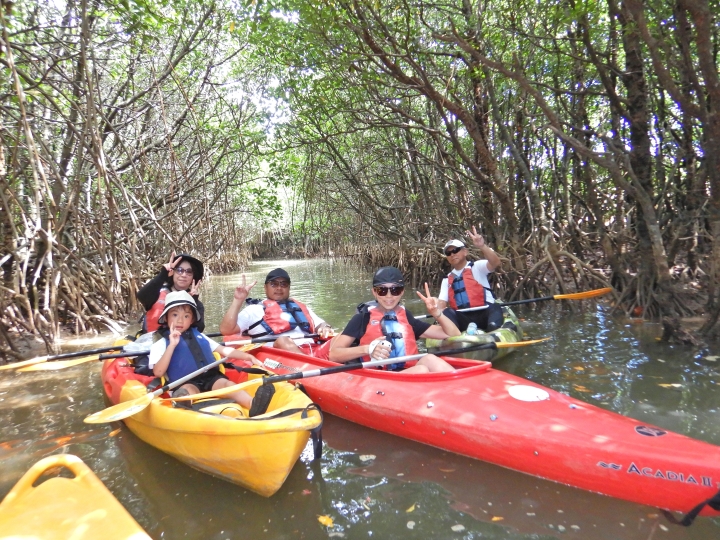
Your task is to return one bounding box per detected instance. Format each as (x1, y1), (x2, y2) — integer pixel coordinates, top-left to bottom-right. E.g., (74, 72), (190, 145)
(508, 385), (550, 402)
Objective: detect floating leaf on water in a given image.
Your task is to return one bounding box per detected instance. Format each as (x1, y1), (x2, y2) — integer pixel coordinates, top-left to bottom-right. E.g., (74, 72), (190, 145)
(363, 501), (371, 510)
(302, 489), (312, 495)
(491, 516), (504, 522)
(406, 503), (416, 513)
(526, 512), (536, 516)
(558, 525), (566, 532)
(328, 533), (345, 538)
(359, 454), (376, 462)
(108, 428), (121, 437)
(317, 515), (334, 527)
(657, 358), (666, 363)
(451, 524), (465, 532)
(407, 521), (415, 530)
(573, 385), (591, 392)
(439, 468), (456, 472)
(571, 525), (580, 530)
(658, 383), (682, 388)
(659, 524), (669, 531)
(573, 366), (584, 371)
(397, 473), (404, 476)
(705, 356), (718, 362)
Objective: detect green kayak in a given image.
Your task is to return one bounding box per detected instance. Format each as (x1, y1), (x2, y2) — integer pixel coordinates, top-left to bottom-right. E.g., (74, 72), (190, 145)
(425, 306), (523, 362)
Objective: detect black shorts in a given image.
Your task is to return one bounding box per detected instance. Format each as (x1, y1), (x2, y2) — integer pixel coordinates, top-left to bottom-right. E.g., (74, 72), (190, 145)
(442, 303), (504, 332)
(183, 369), (228, 392)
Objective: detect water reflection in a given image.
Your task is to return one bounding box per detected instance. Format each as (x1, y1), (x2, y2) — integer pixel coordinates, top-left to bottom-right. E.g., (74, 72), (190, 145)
(1, 259), (719, 539)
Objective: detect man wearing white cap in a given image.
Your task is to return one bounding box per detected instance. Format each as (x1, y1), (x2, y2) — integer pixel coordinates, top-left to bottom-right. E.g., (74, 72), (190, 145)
(438, 224), (504, 332)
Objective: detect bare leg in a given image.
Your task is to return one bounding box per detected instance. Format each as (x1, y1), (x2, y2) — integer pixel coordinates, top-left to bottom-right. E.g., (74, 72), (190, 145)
(273, 336), (304, 354)
(416, 354), (454, 373)
(211, 378), (253, 408)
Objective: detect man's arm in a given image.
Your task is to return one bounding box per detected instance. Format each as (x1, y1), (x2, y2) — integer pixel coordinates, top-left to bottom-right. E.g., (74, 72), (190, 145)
(218, 275), (257, 335)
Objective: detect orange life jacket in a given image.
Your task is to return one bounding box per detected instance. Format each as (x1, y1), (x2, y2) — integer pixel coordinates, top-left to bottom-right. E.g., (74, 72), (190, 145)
(143, 287), (169, 332)
(447, 263), (491, 310)
(246, 299), (315, 336)
(359, 305), (418, 370)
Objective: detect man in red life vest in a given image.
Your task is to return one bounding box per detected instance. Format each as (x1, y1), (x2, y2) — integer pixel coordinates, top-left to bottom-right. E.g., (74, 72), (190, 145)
(219, 268), (333, 358)
(437, 225), (504, 332)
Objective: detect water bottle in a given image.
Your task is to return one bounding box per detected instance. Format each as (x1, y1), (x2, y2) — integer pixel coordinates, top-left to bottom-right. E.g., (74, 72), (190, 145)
(467, 322), (478, 336)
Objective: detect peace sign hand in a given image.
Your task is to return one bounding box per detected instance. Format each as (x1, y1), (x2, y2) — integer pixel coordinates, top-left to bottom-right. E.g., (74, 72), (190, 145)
(466, 224), (485, 249)
(416, 282), (442, 318)
(164, 251), (180, 274)
(190, 279), (202, 296)
(233, 274), (257, 303)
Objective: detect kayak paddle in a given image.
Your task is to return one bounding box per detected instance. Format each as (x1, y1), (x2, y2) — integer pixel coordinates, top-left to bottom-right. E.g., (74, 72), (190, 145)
(417, 287), (613, 318)
(165, 338), (550, 404)
(15, 333), (325, 372)
(0, 344), (127, 371)
(83, 356), (231, 424)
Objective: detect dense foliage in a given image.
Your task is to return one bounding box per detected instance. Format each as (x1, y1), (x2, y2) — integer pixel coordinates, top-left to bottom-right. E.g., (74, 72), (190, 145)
(1, 0), (719, 354)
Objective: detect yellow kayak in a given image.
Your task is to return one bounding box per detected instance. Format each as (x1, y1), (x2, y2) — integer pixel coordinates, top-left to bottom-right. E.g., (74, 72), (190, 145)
(0, 454), (151, 540)
(102, 352), (322, 497)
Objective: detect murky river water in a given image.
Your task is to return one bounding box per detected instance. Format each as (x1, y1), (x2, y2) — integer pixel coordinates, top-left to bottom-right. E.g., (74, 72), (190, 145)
(2, 259), (720, 539)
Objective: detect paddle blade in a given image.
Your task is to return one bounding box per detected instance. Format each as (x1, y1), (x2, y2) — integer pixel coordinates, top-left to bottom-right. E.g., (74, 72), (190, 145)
(18, 355), (100, 372)
(495, 337), (551, 348)
(165, 378), (261, 402)
(0, 357), (49, 371)
(553, 287), (612, 300)
(84, 393), (155, 424)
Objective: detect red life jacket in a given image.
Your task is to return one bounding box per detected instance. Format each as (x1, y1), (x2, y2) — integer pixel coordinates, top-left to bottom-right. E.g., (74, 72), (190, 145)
(359, 305), (418, 369)
(447, 263), (490, 310)
(144, 287), (169, 332)
(247, 299), (315, 336)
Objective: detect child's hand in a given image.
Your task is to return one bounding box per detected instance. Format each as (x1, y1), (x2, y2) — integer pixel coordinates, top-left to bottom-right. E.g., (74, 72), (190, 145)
(168, 326), (181, 347)
(164, 251), (179, 274)
(233, 274), (257, 303)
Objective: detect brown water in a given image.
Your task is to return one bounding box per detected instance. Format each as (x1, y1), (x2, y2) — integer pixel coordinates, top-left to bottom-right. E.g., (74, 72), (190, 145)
(1, 258), (719, 539)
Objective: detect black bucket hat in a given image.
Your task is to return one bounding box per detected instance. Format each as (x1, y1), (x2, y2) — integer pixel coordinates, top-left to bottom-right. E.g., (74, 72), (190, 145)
(372, 267), (405, 287)
(173, 253), (204, 281)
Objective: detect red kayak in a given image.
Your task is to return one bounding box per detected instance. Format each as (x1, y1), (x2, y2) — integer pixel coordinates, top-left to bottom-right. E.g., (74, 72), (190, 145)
(252, 347), (720, 518)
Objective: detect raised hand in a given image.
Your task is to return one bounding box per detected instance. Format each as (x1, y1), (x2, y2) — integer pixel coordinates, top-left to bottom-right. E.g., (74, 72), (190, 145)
(164, 251), (179, 274)
(190, 279), (202, 296)
(233, 274), (257, 303)
(416, 282), (442, 318)
(466, 224), (485, 249)
(168, 325), (181, 347)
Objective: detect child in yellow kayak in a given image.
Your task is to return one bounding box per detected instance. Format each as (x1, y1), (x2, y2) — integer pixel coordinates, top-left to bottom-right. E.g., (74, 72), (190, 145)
(148, 291), (273, 416)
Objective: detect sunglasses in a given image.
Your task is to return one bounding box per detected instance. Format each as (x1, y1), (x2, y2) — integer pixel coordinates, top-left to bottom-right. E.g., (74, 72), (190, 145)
(174, 267), (194, 276)
(444, 246), (464, 256)
(268, 280), (290, 288)
(374, 286), (404, 296)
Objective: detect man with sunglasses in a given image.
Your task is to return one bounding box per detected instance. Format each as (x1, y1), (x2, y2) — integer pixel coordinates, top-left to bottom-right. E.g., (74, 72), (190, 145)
(437, 225), (504, 332)
(219, 268), (333, 357)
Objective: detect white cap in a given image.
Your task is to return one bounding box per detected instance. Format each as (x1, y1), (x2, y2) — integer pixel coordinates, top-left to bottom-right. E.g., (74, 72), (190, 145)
(443, 239), (465, 250)
(158, 290), (201, 324)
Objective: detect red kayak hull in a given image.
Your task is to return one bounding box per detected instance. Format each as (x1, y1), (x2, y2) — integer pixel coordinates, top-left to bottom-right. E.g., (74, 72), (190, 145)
(254, 347), (720, 516)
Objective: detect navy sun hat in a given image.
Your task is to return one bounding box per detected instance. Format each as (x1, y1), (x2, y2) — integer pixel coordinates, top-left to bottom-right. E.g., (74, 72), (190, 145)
(265, 268), (291, 283)
(372, 267), (405, 287)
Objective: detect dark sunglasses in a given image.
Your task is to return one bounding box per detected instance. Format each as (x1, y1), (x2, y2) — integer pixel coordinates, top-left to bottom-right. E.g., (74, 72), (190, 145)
(374, 286), (404, 296)
(268, 280), (290, 288)
(444, 246), (464, 256)
(174, 267), (194, 275)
